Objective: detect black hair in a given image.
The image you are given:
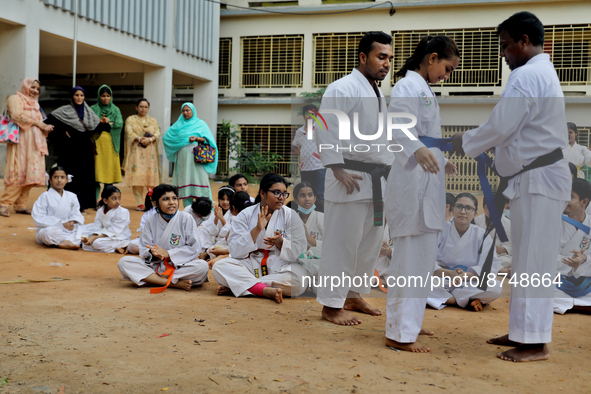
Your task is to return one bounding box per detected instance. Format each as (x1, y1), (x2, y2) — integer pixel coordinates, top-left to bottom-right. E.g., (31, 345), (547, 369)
(569, 162), (578, 178)
(255, 173), (289, 204)
(99, 86), (111, 96)
(572, 178), (591, 208)
(151, 184), (178, 208)
(453, 192), (478, 213)
(47, 166), (67, 190)
(97, 185), (121, 208)
(445, 192), (455, 210)
(302, 104), (318, 113)
(497, 11), (545, 47)
(229, 174), (248, 189)
(358, 31), (392, 65)
(136, 98), (150, 107)
(292, 181), (315, 207)
(395, 35), (460, 78)
(143, 190), (153, 212)
(231, 191), (253, 214)
(192, 197), (213, 217)
(567, 122), (578, 134)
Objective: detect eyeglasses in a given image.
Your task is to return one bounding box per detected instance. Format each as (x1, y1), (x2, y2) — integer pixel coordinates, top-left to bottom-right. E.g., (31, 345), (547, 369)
(454, 204), (475, 213)
(268, 189), (290, 199)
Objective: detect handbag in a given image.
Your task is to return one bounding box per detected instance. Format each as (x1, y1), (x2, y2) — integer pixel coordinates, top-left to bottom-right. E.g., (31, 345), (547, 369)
(0, 109), (19, 144)
(193, 139), (216, 164)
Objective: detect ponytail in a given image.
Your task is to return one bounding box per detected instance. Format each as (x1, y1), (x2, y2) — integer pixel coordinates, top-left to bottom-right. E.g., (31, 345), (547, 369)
(395, 35), (460, 78)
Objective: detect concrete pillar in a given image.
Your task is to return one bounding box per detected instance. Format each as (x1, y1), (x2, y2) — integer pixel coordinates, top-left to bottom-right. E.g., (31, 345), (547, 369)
(144, 65), (173, 181)
(0, 22), (40, 178)
(193, 78), (220, 175)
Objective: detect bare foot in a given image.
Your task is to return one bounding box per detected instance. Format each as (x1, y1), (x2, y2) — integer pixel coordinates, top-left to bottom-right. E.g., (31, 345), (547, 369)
(262, 287), (283, 304)
(498, 267), (511, 275)
(199, 252), (209, 260)
(420, 328), (434, 336)
(385, 337), (430, 353)
(344, 297), (382, 316)
(115, 247), (128, 254)
(469, 299), (483, 312)
(58, 240), (80, 250)
(171, 279), (192, 291)
(321, 306), (361, 326)
(216, 285), (232, 296)
(487, 334), (522, 347)
(498, 344), (549, 362)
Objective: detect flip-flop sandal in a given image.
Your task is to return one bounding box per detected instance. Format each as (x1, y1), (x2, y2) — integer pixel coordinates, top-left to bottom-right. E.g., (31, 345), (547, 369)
(0, 207), (9, 217)
(15, 208), (32, 215)
(136, 205), (144, 211)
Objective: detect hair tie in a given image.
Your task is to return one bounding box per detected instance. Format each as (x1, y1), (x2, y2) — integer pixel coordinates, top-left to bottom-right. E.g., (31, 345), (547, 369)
(148, 187), (153, 197)
(219, 186), (235, 193)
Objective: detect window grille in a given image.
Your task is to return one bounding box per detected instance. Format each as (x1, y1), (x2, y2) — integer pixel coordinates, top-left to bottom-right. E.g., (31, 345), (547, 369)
(544, 24), (591, 85)
(219, 38), (232, 88)
(313, 32), (365, 88)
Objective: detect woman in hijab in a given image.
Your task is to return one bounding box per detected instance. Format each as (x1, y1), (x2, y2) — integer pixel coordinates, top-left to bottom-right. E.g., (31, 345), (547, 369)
(46, 86), (109, 211)
(91, 85), (123, 199)
(163, 102), (218, 207)
(0, 78), (54, 217)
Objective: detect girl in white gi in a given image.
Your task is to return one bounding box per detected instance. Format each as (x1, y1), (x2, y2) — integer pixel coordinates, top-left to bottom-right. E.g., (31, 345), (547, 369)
(474, 194), (512, 274)
(128, 190), (157, 255)
(198, 185), (235, 256)
(554, 178), (591, 315)
(184, 196), (212, 227)
(385, 35), (460, 352)
(427, 193), (503, 312)
(212, 173), (308, 303)
(81, 185), (131, 253)
(32, 166), (85, 250)
(562, 122), (591, 179)
(118, 184), (209, 292)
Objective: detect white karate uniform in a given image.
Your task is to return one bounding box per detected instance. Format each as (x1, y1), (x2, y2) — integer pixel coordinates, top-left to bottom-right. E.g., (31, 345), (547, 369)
(428, 222), (503, 309)
(474, 213), (513, 269)
(315, 68), (392, 308)
(553, 215), (591, 314)
(297, 210), (324, 292)
(129, 208), (157, 254)
(385, 70), (447, 343)
(81, 206), (132, 253)
(183, 205), (211, 227)
(562, 142), (591, 179)
(198, 210), (231, 252)
(212, 204), (308, 297)
(118, 211), (208, 287)
(32, 189), (85, 246)
(375, 224), (393, 280)
(462, 54), (571, 344)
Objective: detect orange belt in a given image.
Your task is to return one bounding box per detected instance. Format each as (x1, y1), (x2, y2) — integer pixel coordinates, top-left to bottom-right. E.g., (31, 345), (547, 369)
(150, 258), (175, 294)
(374, 269), (387, 293)
(251, 249), (270, 278)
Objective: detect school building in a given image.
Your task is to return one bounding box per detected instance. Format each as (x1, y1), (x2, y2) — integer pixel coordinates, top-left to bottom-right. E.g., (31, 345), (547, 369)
(217, 0), (591, 191)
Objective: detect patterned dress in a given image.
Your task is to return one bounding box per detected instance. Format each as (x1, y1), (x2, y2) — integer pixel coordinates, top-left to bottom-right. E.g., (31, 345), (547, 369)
(123, 115), (161, 187)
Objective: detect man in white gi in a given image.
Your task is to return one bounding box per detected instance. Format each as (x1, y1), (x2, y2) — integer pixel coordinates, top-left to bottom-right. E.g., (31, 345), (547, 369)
(315, 31), (394, 325)
(452, 11), (571, 362)
(554, 178), (591, 315)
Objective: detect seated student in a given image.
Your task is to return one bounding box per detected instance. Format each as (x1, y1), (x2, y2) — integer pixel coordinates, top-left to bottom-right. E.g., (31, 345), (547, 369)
(81, 185), (131, 253)
(445, 193), (455, 222)
(128, 190), (157, 255)
(229, 173), (255, 203)
(207, 191), (254, 268)
(184, 196), (212, 227)
(554, 178), (591, 314)
(427, 193), (503, 312)
(32, 166), (85, 250)
(569, 162), (579, 179)
(212, 173), (308, 303)
(474, 194), (513, 274)
(118, 184), (209, 292)
(199, 185), (235, 254)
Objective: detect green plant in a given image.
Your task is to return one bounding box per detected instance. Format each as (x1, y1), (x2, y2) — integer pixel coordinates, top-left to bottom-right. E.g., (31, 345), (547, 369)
(236, 144), (283, 175)
(299, 88), (325, 113)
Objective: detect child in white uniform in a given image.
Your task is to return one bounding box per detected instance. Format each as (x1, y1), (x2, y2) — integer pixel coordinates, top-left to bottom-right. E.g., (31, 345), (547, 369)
(128, 189), (157, 254)
(81, 185), (131, 253)
(32, 166), (85, 250)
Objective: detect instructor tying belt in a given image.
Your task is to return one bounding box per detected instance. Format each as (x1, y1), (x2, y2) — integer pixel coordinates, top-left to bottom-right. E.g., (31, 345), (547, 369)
(340, 159), (391, 226)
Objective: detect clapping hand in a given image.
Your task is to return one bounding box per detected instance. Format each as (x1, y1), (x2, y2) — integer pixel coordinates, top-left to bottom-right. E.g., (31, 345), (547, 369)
(147, 244), (170, 260)
(257, 206), (271, 232)
(62, 221), (74, 231)
(263, 230), (284, 250)
(562, 249), (587, 270)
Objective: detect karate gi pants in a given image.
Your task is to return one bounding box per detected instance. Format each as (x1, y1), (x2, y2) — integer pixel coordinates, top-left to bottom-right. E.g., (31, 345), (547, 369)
(118, 256), (208, 287)
(553, 287), (591, 315)
(386, 232), (438, 343)
(83, 238), (130, 253)
(427, 280), (503, 309)
(316, 201), (384, 308)
(37, 226), (81, 246)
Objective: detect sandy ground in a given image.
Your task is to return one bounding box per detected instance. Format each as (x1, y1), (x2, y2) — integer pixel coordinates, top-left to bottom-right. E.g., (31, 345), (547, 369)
(1, 183), (591, 394)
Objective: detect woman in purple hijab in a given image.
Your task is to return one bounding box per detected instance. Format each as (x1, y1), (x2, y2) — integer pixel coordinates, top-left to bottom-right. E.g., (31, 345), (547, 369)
(45, 87), (110, 211)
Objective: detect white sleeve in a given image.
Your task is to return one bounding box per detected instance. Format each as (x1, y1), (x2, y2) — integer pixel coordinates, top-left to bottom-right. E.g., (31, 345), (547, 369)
(292, 130), (302, 148)
(81, 211), (101, 236)
(32, 194), (61, 228)
(69, 197), (85, 225)
(168, 217), (201, 268)
(101, 209), (131, 239)
(278, 212), (308, 263)
(316, 88), (353, 167)
(228, 211), (258, 259)
(388, 86), (425, 168)
(139, 218), (155, 262)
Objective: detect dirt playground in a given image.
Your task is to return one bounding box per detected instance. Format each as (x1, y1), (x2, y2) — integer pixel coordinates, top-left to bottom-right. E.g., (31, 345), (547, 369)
(1, 183), (590, 393)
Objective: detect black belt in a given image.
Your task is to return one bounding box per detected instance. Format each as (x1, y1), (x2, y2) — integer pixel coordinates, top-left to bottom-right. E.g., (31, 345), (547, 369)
(341, 159), (391, 226)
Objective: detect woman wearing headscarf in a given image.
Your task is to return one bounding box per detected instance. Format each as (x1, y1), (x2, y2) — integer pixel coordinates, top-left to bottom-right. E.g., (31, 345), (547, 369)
(45, 86), (109, 211)
(90, 85), (123, 199)
(122, 98), (161, 210)
(0, 78), (54, 217)
(163, 102), (218, 207)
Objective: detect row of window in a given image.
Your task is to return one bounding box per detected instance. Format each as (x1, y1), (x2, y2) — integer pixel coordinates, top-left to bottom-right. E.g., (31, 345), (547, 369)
(218, 24), (591, 89)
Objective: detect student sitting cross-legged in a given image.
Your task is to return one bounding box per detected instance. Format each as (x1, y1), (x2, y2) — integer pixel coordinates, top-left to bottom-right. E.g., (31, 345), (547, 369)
(212, 173), (308, 303)
(554, 178), (591, 314)
(117, 184), (209, 292)
(427, 193), (503, 312)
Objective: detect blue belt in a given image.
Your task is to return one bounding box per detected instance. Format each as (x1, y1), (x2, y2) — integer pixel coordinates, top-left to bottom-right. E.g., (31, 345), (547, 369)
(450, 264), (469, 272)
(561, 215), (591, 235)
(557, 275), (591, 298)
